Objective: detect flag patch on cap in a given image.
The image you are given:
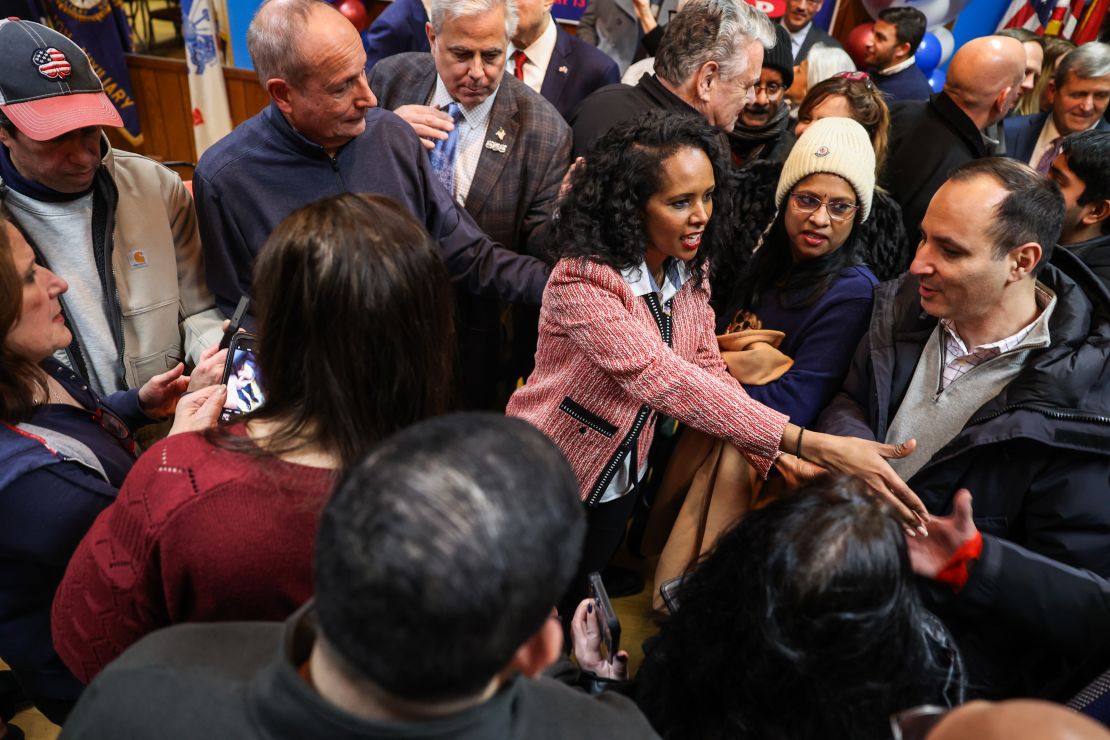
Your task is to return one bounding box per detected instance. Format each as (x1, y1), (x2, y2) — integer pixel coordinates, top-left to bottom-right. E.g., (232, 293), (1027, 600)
(32, 47), (71, 80)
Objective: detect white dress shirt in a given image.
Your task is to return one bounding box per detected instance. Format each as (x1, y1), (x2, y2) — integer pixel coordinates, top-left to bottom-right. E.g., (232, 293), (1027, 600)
(879, 55), (916, 76)
(788, 23), (810, 60)
(508, 16), (558, 94)
(431, 77), (500, 206)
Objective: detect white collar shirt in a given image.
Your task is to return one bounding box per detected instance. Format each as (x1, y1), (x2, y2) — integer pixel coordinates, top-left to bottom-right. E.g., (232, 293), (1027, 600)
(788, 23), (810, 61)
(431, 77), (500, 206)
(508, 17), (558, 94)
(879, 55), (917, 76)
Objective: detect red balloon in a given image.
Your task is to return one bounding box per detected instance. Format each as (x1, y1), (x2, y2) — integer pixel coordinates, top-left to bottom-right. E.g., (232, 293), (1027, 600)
(337, 0), (369, 31)
(844, 22), (874, 69)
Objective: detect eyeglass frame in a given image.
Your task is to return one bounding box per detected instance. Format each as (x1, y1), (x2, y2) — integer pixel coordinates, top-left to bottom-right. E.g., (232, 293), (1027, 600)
(788, 192), (860, 222)
(751, 81), (785, 96)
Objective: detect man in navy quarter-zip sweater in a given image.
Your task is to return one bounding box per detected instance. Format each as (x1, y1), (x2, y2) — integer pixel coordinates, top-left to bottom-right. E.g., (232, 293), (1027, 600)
(817, 158), (1110, 701)
(194, 0), (549, 321)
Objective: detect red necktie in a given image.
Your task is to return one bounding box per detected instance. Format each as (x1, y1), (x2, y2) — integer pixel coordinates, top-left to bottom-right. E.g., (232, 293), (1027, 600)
(513, 50), (527, 81)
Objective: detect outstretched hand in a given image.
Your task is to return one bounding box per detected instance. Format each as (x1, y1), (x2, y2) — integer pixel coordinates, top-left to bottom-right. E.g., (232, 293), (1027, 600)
(805, 431), (928, 531)
(570, 598), (629, 680)
(906, 489), (978, 578)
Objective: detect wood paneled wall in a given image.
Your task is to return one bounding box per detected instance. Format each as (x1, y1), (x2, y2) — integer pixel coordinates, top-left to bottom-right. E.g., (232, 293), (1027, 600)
(105, 55), (270, 165)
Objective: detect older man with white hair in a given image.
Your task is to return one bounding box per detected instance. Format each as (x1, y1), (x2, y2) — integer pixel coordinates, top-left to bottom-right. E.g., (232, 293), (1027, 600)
(568, 0), (777, 157)
(193, 0), (549, 325)
(368, 0), (571, 408)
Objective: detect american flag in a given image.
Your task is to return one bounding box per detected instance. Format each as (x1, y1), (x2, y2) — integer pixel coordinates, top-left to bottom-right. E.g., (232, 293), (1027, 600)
(32, 47), (71, 79)
(997, 0), (1109, 39)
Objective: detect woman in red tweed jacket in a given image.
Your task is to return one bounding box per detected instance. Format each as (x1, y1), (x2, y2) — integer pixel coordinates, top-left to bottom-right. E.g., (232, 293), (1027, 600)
(507, 113), (927, 607)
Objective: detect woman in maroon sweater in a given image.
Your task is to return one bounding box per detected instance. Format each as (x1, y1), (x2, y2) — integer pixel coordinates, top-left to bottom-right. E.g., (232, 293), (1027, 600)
(52, 194), (455, 684)
(507, 112), (928, 608)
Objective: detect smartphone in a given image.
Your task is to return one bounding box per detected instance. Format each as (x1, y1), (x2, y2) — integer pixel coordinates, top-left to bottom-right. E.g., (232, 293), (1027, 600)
(587, 571), (621, 664)
(219, 296), (251, 351)
(219, 332), (264, 423)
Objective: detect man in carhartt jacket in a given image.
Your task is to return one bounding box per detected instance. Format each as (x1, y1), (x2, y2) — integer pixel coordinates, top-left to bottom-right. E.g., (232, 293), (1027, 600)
(817, 158), (1110, 699)
(0, 19), (224, 395)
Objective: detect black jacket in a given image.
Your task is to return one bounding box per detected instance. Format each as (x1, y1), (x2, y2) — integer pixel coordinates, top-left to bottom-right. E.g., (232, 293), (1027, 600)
(1067, 232), (1110, 295)
(883, 92), (988, 241)
(569, 74), (699, 158)
(816, 248), (1110, 698)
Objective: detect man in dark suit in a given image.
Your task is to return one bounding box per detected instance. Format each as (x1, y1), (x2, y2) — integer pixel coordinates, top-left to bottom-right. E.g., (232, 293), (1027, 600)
(781, 0), (841, 63)
(369, 0), (571, 409)
(882, 35), (1025, 239)
(1004, 42), (1110, 172)
(509, 0), (619, 120)
(864, 7), (932, 103)
(363, 0), (431, 73)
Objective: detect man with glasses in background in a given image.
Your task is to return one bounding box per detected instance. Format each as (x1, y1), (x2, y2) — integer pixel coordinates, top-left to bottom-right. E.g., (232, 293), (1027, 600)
(729, 24), (796, 165)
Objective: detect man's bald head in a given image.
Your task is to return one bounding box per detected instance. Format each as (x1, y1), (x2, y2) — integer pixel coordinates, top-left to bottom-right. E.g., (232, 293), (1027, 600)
(929, 700), (1110, 740)
(944, 35), (1027, 128)
(249, 0), (352, 88)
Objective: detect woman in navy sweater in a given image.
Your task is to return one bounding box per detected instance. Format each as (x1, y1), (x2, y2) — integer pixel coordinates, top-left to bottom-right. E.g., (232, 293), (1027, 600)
(0, 210), (224, 723)
(654, 118), (883, 592)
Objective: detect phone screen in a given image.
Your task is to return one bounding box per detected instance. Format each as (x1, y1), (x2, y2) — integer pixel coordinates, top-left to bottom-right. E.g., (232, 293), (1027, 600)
(221, 344), (265, 422)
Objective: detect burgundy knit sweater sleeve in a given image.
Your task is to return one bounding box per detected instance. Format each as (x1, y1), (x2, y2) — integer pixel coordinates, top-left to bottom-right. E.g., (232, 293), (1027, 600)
(548, 259), (787, 475)
(52, 431), (336, 684)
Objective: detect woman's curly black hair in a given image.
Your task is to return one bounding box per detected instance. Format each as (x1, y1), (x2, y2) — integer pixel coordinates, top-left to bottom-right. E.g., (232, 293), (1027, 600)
(546, 111), (730, 289)
(635, 476), (964, 740)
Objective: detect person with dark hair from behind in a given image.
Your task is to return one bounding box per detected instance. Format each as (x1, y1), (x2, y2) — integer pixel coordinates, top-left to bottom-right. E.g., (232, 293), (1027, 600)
(574, 475), (964, 739)
(1047, 130), (1110, 290)
(817, 158), (1110, 698)
(51, 193), (455, 687)
(60, 414), (660, 739)
(863, 7), (931, 102)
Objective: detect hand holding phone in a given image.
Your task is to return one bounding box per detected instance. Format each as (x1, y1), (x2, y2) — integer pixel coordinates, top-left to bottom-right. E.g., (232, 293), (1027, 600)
(587, 571), (622, 664)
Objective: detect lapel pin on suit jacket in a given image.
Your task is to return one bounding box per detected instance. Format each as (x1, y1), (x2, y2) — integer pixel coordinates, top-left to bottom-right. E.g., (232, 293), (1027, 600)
(558, 65), (569, 74)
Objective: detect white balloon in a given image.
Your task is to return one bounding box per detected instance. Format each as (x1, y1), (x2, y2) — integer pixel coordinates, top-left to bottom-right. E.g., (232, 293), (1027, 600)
(891, 0), (949, 27)
(933, 25), (955, 64)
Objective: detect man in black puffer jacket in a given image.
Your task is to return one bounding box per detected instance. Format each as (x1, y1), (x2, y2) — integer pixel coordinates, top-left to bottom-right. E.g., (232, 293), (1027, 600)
(817, 158), (1110, 700)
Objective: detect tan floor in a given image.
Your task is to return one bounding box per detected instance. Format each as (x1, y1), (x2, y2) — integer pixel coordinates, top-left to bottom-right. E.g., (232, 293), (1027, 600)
(605, 549), (664, 677)
(0, 660), (58, 740)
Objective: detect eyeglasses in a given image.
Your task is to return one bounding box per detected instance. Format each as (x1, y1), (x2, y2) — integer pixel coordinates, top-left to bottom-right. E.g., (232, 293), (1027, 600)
(752, 82), (784, 96)
(789, 193), (859, 222)
(92, 405), (138, 456)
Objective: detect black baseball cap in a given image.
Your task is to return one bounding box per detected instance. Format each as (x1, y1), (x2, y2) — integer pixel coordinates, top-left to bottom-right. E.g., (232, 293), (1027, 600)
(0, 18), (122, 141)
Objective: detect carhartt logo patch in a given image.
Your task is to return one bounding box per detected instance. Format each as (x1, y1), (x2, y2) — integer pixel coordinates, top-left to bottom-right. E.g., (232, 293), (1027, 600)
(32, 47), (71, 79)
(128, 249), (149, 268)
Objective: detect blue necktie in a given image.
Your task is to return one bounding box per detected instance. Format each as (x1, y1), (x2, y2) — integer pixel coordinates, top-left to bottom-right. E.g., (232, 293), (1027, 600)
(429, 102), (464, 196)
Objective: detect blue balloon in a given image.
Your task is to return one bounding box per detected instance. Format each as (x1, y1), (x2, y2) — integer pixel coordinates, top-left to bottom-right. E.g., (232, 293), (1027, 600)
(916, 32), (942, 75)
(928, 67), (946, 93)
(361, 28), (373, 49)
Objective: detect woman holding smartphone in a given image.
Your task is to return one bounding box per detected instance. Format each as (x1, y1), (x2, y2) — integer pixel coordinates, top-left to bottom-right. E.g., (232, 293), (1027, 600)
(52, 194), (454, 685)
(507, 112), (926, 616)
(0, 207), (221, 722)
